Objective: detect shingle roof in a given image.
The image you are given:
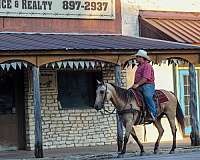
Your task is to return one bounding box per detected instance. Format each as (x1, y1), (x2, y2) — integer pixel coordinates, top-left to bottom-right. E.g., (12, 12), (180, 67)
(0, 32), (199, 51)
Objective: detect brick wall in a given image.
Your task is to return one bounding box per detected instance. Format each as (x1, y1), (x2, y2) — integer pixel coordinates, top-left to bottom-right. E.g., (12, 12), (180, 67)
(0, 0), (121, 34)
(24, 64), (127, 150)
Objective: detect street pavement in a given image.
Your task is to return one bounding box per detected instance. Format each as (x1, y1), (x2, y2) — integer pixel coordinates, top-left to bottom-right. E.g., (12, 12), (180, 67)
(116, 151), (200, 160)
(1, 139), (200, 160)
(7, 150), (197, 160)
(61, 148), (200, 160)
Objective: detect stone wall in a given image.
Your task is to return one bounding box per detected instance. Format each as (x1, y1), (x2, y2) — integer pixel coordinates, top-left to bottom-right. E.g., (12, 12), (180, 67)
(24, 65), (127, 150)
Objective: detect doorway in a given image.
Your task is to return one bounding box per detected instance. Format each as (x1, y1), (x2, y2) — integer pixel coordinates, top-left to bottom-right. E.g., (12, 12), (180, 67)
(0, 70), (26, 150)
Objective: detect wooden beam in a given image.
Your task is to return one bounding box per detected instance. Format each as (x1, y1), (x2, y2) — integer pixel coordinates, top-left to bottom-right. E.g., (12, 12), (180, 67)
(0, 49), (199, 66)
(36, 54), (120, 66)
(154, 54), (200, 64)
(0, 56), (37, 66)
(115, 64), (124, 153)
(189, 63), (200, 146)
(32, 66), (43, 158)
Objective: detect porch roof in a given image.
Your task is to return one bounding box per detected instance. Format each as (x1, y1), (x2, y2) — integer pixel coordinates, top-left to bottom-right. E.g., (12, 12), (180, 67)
(0, 32), (199, 51)
(0, 32), (200, 65)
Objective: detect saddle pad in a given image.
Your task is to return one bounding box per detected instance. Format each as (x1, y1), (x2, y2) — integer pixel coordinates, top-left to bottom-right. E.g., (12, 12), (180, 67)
(129, 89), (168, 108)
(155, 90), (168, 103)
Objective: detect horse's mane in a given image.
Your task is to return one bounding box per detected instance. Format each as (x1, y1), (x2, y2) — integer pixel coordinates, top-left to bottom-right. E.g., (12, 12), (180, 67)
(110, 83), (131, 103)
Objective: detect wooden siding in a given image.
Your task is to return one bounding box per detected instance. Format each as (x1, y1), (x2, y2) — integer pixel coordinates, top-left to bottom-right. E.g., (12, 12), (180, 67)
(0, 0), (121, 34)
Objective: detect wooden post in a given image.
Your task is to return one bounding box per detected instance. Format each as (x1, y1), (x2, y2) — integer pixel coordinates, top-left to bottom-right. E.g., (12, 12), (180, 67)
(189, 63), (200, 146)
(32, 66), (43, 158)
(115, 64), (123, 152)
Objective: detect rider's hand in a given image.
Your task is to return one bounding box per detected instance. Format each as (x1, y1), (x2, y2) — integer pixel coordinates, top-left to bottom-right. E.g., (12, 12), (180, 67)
(132, 84), (139, 89)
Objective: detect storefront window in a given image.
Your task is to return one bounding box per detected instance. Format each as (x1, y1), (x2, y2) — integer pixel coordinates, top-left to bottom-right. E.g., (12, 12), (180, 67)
(57, 70), (102, 109)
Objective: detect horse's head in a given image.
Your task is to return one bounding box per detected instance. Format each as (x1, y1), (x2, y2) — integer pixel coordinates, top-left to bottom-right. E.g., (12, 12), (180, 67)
(94, 80), (112, 111)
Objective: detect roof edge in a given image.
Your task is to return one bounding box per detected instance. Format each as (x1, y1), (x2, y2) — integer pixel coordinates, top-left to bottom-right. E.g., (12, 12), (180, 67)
(139, 10), (200, 20)
(0, 31), (122, 36)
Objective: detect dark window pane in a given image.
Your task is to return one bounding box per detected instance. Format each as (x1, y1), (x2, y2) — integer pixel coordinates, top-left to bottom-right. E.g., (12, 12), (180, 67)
(184, 96), (190, 106)
(0, 73), (15, 114)
(57, 71), (102, 108)
(185, 106), (189, 115)
(188, 84), (190, 93)
(184, 86), (188, 95)
(183, 75), (188, 84)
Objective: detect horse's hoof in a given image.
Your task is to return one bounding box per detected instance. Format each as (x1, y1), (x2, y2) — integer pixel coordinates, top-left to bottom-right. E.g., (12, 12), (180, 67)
(154, 149), (159, 154)
(140, 151), (145, 156)
(117, 153), (125, 158)
(169, 150), (175, 154)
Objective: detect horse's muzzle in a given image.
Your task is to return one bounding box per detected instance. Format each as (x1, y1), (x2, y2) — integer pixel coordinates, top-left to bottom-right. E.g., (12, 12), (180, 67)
(94, 104), (99, 110)
(94, 104), (102, 111)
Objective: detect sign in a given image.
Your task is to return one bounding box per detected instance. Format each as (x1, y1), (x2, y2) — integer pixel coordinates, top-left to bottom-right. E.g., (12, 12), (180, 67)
(0, 0), (115, 19)
(28, 69), (57, 93)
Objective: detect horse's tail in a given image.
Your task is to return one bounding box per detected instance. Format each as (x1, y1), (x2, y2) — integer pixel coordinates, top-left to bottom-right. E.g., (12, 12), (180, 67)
(176, 101), (185, 134)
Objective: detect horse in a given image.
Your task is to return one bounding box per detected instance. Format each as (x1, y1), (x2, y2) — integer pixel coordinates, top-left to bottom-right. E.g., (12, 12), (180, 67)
(94, 81), (185, 158)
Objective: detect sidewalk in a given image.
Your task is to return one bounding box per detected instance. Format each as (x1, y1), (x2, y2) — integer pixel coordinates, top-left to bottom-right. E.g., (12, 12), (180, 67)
(0, 138), (199, 159)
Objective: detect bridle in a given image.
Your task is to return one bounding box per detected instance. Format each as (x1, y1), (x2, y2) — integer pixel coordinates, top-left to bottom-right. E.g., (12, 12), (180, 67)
(99, 84), (116, 115)
(102, 83), (107, 107)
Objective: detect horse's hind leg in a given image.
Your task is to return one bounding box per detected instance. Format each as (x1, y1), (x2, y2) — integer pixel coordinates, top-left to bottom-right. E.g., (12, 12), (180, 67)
(153, 117), (164, 154)
(166, 114), (177, 154)
(130, 127), (144, 156)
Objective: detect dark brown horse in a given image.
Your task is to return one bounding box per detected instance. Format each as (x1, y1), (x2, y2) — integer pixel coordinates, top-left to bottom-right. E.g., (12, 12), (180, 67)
(94, 81), (185, 158)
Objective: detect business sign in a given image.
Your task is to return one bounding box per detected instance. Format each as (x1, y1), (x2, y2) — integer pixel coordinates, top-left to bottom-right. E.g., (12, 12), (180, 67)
(0, 0), (115, 19)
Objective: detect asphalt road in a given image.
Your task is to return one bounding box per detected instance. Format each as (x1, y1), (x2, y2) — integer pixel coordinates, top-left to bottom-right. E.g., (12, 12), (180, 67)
(115, 151), (200, 160)
(0, 150), (200, 160)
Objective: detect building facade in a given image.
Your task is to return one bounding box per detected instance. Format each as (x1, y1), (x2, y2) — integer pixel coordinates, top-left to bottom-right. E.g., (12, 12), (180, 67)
(0, 0), (200, 151)
(123, 0), (200, 142)
(24, 65), (127, 150)
(0, 0), (127, 150)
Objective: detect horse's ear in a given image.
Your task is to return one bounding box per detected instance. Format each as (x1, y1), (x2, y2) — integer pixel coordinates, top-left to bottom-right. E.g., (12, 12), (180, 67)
(97, 80), (101, 85)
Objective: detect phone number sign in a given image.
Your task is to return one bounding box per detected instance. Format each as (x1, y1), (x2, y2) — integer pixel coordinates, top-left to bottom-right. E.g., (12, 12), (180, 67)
(0, 0), (115, 19)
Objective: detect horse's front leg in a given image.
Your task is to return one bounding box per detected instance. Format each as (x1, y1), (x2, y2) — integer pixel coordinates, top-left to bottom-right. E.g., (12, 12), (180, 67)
(117, 123), (132, 158)
(130, 127), (144, 156)
(116, 114), (123, 153)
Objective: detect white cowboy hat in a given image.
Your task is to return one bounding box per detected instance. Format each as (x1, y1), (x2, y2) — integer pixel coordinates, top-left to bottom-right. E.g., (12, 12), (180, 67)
(135, 49), (150, 61)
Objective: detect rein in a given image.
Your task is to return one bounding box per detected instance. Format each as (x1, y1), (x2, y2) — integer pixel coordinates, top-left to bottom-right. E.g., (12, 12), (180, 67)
(99, 84), (134, 115)
(100, 108), (116, 115)
(99, 84), (116, 115)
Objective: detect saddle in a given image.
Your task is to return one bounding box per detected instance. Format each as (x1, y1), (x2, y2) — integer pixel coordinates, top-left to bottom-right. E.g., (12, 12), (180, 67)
(129, 88), (169, 124)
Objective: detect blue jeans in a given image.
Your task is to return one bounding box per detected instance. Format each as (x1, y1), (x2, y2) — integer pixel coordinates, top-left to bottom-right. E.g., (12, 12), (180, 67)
(138, 84), (157, 117)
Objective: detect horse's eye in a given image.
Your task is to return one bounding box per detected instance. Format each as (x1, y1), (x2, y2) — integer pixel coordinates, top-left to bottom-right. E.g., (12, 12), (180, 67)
(100, 90), (104, 94)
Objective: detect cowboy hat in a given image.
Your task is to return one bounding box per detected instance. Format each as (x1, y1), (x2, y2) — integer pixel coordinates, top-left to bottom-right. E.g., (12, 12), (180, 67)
(135, 49), (150, 61)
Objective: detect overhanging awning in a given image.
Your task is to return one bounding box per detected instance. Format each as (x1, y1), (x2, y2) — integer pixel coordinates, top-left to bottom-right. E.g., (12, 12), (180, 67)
(0, 32), (200, 65)
(139, 10), (200, 44)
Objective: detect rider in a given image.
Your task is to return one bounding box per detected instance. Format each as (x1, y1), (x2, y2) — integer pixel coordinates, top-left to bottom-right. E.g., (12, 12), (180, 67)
(131, 49), (157, 121)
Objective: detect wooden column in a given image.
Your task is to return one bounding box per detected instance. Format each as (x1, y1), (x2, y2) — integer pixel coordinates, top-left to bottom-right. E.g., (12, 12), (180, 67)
(115, 64), (123, 152)
(32, 66), (43, 158)
(189, 63), (200, 146)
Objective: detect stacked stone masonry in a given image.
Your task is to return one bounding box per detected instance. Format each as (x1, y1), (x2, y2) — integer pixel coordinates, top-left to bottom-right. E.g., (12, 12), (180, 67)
(24, 65), (127, 150)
